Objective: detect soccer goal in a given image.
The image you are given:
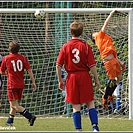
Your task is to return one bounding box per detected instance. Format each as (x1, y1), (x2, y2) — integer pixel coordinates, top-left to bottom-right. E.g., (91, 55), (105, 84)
(0, 8), (133, 120)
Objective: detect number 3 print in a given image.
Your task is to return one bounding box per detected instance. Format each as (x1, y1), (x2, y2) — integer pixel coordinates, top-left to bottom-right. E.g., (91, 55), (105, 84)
(72, 48), (80, 64)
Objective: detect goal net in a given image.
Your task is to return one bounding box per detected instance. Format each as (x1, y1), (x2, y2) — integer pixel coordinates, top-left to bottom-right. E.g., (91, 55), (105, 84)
(0, 8), (132, 119)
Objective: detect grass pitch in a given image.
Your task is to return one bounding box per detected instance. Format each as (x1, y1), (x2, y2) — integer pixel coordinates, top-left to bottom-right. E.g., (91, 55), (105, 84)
(0, 116), (133, 132)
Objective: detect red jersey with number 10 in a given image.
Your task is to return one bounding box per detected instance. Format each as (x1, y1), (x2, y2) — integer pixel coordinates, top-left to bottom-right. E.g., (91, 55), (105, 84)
(1, 53), (31, 89)
(56, 39), (96, 72)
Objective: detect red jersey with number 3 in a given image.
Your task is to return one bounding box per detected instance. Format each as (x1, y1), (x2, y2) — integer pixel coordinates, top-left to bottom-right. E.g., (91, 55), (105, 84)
(56, 39), (96, 104)
(56, 39), (96, 72)
(1, 53), (31, 89)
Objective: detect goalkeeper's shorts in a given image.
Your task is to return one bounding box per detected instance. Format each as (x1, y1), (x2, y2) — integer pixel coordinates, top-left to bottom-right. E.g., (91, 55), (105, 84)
(103, 57), (122, 79)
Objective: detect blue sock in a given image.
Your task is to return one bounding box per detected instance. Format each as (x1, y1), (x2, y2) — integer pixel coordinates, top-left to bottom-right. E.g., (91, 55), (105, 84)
(7, 114), (14, 124)
(19, 109), (32, 120)
(116, 97), (121, 110)
(89, 108), (98, 126)
(72, 111), (82, 129)
(7, 118), (14, 124)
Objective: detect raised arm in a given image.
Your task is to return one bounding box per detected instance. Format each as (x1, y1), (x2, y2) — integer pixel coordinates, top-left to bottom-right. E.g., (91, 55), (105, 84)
(102, 10), (118, 32)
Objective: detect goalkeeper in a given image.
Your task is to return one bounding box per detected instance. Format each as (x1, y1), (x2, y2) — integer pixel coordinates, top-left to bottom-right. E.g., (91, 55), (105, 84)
(91, 10), (126, 110)
(1, 41), (36, 126)
(56, 21), (100, 132)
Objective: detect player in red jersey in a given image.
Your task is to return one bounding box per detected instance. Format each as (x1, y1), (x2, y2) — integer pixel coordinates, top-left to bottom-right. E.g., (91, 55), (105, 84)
(56, 21), (100, 132)
(91, 10), (126, 109)
(1, 41), (36, 126)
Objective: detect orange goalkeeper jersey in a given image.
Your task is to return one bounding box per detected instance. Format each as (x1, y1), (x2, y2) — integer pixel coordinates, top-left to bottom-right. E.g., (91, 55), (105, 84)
(95, 30), (117, 59)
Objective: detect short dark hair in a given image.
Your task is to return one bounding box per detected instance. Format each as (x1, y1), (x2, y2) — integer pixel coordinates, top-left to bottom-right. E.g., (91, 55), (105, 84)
(70, 21), (83, 37)
(9, 41), (20, 54)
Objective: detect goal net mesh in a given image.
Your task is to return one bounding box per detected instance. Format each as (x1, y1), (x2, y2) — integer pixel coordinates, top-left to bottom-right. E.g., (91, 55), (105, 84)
(0, 9), (128, 118)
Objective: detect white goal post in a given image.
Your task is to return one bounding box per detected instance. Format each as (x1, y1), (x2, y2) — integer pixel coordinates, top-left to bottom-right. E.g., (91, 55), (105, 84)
(128, 8), (133, 120)
(0, 8), (133, 120)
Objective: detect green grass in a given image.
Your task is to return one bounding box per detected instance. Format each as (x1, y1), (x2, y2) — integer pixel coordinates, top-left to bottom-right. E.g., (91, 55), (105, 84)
(0, 116), (133, 132)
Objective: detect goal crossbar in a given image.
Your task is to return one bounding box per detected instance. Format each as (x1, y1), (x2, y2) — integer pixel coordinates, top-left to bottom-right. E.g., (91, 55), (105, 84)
(0, 8), (132, 13)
